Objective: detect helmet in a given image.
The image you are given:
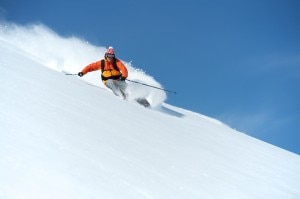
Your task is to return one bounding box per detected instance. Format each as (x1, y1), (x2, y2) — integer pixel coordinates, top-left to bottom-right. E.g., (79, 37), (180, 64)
(105, 46), (115, 58)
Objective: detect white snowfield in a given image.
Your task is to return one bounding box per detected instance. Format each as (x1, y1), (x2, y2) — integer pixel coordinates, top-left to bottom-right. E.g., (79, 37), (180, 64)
(0, 24), (299, 199)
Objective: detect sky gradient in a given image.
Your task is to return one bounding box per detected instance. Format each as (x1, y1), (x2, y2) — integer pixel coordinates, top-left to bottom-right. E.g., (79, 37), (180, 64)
(1, 0), (299, 154)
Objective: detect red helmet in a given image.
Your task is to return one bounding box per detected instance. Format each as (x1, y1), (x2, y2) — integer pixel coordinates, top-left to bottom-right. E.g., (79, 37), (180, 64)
(105, 46), (115, 58)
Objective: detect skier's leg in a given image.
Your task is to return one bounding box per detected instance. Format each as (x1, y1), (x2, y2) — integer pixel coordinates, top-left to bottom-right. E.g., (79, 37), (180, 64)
(116, 80), (128, 99)
(106, 79), (122, 97)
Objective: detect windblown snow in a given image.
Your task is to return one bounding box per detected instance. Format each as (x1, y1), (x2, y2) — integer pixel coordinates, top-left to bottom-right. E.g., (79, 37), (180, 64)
(0, 22), (299, 199)
(0, 22), (166, 107)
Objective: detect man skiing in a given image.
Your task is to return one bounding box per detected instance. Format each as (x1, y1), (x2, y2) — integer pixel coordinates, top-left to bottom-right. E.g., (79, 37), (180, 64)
(78, 46), (128, 99)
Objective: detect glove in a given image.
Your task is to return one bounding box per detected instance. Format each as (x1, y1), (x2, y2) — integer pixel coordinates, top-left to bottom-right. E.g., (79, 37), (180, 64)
(78, 72), (84, 77)
(120, 76), (126, 81)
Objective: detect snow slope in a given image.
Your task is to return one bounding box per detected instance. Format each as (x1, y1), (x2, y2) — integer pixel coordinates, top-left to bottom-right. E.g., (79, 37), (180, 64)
(0, 23), (167, 107)
(0, 24), (300, 199)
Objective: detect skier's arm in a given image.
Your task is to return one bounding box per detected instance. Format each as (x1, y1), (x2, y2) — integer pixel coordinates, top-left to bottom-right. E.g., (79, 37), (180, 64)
(116, 60), (128, 79)
(81, 61), (101, 75)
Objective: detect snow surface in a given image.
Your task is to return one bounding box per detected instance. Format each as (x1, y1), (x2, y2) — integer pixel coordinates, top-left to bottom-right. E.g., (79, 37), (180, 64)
(0, 23), (300, 199)
(0, 23), (166, 107)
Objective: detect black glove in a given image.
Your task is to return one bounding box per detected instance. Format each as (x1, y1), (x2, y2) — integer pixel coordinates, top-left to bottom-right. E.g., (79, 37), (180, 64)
(120, 76), (126, 81)
(78, 72), (84, 77)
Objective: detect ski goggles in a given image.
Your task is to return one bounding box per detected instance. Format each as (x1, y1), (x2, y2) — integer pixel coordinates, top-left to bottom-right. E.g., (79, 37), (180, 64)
(106, 54), (115, 58)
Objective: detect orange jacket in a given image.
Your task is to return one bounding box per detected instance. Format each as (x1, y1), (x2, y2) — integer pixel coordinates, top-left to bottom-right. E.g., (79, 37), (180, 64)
(81, 58), (128, 83)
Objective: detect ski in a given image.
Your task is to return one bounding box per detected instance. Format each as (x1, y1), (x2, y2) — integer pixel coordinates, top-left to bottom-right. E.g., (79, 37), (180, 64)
(135, 98), (150, 108)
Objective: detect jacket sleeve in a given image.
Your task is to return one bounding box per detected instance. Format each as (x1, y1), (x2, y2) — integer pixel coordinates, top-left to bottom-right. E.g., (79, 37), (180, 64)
(116, 60), (128, 78)
(81, 61), (101, 75)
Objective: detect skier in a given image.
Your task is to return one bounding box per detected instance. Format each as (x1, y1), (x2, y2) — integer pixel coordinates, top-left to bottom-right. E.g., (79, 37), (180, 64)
(78, 46), (128, 99)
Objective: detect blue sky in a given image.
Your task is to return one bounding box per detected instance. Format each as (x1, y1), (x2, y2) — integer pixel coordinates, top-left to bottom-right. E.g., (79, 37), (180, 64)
(1, 0), (299, 154)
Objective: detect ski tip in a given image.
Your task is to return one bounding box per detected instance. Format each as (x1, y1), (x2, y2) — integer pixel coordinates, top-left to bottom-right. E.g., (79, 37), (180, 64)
(135, 98), (151, 108)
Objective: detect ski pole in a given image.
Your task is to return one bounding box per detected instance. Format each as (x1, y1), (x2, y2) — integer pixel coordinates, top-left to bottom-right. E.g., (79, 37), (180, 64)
(126, 79), (176, 94)
(64, 73), (78, 76)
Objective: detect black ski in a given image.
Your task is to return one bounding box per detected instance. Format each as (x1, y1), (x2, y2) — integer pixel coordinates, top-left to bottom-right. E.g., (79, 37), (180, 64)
(135, 98), (150, 107)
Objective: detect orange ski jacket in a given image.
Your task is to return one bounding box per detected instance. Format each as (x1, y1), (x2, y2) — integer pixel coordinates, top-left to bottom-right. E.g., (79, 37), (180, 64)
(81, 58), (128, 84)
